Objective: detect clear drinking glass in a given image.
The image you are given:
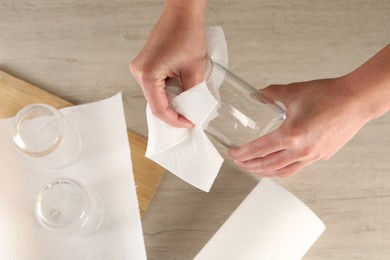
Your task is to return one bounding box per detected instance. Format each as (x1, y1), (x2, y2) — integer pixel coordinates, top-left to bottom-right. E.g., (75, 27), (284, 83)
(12, 104), (82, 168)
(35, 178), (105, 236)
(204, 60), (286, 148)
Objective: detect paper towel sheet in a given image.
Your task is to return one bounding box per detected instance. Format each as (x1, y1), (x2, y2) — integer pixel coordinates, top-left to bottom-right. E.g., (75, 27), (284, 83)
(145, 26), (228, 192)
(194, 178), (326, 260)
(0, 93), (147, 260)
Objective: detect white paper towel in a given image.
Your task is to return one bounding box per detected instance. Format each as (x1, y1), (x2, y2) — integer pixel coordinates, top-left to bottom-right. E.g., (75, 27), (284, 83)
(194, 178), (326, 260)
(0, 93), (147, 260)
(145, 26), (228, 192)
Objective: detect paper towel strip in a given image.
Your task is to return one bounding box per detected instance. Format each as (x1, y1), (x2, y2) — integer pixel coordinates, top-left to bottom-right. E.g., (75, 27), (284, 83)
(145, 26), (227, 192)
(0, 94), (147, 260)
(194, 178), (326, 260)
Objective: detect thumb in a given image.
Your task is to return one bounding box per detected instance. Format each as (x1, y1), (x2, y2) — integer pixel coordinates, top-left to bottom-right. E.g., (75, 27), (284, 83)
(260, 84), (290, 105)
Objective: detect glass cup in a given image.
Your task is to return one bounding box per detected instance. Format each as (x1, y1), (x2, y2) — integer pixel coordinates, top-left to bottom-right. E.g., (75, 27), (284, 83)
(35, 178), (105, 236)
(12, 104), (82, 168)
(204, 60), (286, 149)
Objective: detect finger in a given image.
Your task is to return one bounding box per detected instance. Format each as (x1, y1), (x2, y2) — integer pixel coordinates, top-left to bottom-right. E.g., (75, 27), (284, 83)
(233, 149), (296, 173)
(249, 161), (305, 178)
(274, 161), (306, 178)
(180, 61), (207, 90)
(147, 82), (194, 128)
(131, 60), (193, 128)
(227, 130), (286, 161)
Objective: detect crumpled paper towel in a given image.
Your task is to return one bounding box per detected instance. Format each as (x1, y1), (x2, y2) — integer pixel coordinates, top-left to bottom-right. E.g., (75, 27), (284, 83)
(194, 178), (326, 260)
(0, 93), (147, 260)
(145, 26), (228, 192)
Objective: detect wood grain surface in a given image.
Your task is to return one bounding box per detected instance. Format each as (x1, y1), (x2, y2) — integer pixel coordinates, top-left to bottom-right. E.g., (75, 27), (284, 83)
(0, 70), (165, 218)
(1, 1), (390, 259)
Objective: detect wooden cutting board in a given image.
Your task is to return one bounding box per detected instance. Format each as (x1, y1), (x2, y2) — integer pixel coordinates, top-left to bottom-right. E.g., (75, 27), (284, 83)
(0, 70), (165, 218)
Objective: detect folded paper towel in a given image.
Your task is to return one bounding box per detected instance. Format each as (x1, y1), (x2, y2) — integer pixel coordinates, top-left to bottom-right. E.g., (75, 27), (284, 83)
(194, 178), (326, 260)
(0, 94), (147, 260)
(145, 26), (228, 192)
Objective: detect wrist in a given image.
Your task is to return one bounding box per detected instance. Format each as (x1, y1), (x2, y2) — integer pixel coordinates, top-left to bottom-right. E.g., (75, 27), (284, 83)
(338, 44), (390, 122)
(338, 73), (374, 123)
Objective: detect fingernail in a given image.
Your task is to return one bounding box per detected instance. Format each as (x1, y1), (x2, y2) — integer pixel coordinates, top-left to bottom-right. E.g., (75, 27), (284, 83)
(181, 120), (194, 128)
(185, 122), (194, 128)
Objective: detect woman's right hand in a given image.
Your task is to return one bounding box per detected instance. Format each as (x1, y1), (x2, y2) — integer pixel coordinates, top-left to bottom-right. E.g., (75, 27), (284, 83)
(130, 0), (208, 128)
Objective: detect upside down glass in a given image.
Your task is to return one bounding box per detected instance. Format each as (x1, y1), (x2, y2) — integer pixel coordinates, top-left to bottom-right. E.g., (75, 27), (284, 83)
(35, 178), (105, 236)
(12, 104), (82, 168)
(204, 60), (286, 148)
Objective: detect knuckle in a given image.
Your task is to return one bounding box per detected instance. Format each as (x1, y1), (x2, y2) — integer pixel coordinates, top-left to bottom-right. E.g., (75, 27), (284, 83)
(262, 158), (278, 170)
(129, 59), (138, 75)
(312, 147), (324, 160)
(301, 145), (316, 159)
(139, 67), (155, 83)
(279, 127), (298, 145)
(130, 59), (158, 85)
(248, 140), (263, 154)
(284, 134), (300, 148)
(193, 70), (206, 84)
(258, 160), (270, 171)
(309, 144), (324, 160)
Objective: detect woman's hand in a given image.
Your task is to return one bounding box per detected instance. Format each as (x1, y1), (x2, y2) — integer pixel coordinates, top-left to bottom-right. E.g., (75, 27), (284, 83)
(228, 43), (390, 178)
(130, 0), (208, 128)
(227, 77), (371, 177)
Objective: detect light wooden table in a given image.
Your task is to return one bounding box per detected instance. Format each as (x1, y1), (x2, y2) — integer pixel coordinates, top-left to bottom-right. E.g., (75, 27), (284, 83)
(1, 1), (390, 259)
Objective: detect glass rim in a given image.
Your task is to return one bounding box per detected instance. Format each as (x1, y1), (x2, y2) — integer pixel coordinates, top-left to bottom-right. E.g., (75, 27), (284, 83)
(12, 103), (65, 158)
(35, 178), (92, 231)
(204, 58), (286, 119)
